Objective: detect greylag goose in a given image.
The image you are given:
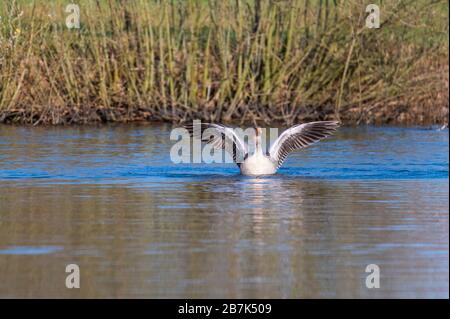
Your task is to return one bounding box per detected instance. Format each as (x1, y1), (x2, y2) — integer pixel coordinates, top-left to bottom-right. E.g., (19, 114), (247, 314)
(185, 121), (340, 176)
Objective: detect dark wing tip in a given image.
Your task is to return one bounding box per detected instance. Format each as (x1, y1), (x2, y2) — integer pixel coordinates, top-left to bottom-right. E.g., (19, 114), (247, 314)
(304, 121), (340, 136)
(317, 120), (341, 128)
(182, 122), (214, 136)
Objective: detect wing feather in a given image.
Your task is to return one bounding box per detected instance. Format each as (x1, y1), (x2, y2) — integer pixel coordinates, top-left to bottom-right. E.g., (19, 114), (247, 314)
(184, 122), (248, 166)
(269, 121), (340, 169)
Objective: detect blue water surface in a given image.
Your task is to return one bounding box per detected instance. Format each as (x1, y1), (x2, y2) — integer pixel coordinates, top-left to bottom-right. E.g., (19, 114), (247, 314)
(0, 125), (447, 182)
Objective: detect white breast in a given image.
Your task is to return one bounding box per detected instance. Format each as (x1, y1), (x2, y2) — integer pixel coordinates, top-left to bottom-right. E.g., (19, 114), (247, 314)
(240, 153), (277, 176)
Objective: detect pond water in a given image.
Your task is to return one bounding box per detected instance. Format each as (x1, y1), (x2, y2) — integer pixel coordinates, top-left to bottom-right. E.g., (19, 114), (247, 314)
(0, 124), (448, 298)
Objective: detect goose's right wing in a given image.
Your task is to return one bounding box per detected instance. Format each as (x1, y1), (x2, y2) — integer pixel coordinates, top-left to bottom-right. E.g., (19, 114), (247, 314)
(269, 121), (340, 169)
(184, 123), (248, 166)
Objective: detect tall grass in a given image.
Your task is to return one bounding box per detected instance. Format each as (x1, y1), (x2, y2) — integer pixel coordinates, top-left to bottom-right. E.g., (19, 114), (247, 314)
(0, 0), (448, 125)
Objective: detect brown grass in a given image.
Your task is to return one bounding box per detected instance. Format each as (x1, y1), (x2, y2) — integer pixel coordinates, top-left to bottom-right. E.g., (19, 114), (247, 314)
(0, 0), (448, 126)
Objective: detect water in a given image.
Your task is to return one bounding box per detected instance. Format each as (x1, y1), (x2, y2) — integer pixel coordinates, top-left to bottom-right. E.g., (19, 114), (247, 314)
(0, 124), (448, 298)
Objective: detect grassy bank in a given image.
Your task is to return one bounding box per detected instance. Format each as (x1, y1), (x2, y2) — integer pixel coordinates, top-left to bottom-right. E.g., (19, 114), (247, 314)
(0, 0), (448, 126)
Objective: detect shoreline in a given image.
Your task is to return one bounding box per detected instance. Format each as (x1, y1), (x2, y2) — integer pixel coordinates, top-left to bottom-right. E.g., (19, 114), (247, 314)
(0, 116), (447, 128)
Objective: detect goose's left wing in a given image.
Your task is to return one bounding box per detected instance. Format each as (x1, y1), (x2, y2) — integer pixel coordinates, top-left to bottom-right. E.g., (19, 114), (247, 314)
(269, 121), (340, 169)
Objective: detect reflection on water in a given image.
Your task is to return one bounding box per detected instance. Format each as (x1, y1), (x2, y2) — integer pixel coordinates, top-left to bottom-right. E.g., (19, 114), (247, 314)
(0, 125), (448, 298)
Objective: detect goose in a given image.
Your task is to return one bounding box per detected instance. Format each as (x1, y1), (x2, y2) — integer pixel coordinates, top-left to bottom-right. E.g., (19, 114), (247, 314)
(185, 121), (340, 176)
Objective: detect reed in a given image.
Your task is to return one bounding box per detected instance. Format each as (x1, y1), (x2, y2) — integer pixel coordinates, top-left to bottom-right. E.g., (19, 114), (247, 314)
(0, 0), (448, 125)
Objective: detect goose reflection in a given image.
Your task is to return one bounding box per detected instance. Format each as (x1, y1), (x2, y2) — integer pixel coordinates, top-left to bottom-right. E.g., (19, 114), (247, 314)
(238, 176), (305, 214)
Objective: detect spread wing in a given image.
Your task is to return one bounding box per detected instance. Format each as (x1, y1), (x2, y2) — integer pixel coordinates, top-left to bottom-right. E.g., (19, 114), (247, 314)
(184, 122), (248, 166)
(269, 121), (340, 169)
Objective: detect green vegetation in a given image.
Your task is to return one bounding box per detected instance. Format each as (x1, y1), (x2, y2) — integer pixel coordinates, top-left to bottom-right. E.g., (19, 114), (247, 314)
(0, 0), (448, 125)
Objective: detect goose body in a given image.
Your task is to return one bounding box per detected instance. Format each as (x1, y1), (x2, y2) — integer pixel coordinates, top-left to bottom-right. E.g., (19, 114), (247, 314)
(185, 121), (340, 176)
(240, 152), (277, 176)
